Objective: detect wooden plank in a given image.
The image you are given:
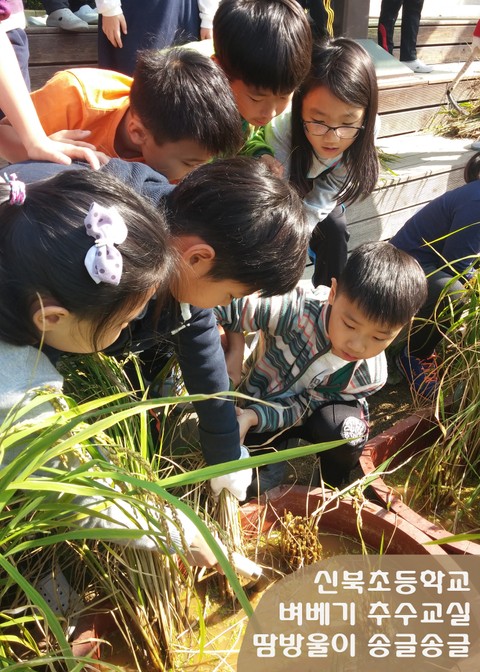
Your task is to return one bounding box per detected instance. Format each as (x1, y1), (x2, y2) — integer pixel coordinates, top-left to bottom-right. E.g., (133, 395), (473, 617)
(412, 44), (473, 64)
(379, 107), (441, 136)
(350, 168), (466, 224)
(29, 64), (96, 91)
(378, 78), (479, 114)
(26, 26), (97, 66)
(346, 134), (475, 246)
(369, 23), (476, 47)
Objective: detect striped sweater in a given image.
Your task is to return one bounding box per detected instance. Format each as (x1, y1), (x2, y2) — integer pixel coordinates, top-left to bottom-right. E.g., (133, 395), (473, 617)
(215, 285), (387, 432)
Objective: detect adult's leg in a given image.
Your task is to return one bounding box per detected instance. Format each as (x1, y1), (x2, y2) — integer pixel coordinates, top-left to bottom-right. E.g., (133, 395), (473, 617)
(310, 204), (349, 287)
(378, 0), (403, 55)
(399, 0), (424, 62)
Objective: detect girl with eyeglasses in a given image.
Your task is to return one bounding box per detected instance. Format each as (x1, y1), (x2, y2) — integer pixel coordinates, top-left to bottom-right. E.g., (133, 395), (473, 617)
(251, 38), (379, 287)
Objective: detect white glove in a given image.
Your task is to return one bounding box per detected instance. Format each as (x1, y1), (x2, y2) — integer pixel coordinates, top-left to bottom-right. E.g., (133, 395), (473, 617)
(209, 446), (253, 501)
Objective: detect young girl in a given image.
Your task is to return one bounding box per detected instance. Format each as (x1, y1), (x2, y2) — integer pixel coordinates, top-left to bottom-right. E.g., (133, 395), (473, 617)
(0, 169), (219, 618)
(255, 38), (379, 287)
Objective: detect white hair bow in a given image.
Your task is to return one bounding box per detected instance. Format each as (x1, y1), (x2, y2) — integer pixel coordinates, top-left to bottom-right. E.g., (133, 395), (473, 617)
(84, 203), (128, 285)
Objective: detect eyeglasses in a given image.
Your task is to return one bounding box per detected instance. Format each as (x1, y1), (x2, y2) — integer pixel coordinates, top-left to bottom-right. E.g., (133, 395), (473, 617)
(302, 120), (364, 139)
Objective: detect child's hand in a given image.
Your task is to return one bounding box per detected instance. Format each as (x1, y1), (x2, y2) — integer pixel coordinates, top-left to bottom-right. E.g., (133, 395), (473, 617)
(259, 154), (284, 178)
(200, 28), (212, 40)
(102, 14), (128, 49)
(24, 136), (105, 170)
(44, 130), (110, 168)
(236, 408), (258, 443)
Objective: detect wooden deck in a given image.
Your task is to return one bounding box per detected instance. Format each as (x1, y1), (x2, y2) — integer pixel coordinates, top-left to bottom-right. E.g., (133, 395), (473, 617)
(26, 26), (97, 91)
(19, 10), (480, 252)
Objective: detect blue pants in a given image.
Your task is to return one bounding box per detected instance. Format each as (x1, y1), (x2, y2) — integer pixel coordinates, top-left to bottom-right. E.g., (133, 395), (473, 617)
(97, 0), (201, 76)
(0, 28), (30, 120)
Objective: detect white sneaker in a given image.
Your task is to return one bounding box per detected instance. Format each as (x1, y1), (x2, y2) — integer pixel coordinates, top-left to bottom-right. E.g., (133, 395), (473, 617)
(74, 4), (99, 25)
(401, 59), (434, 73)
(36, 563), (85, 637)
(46, 8), (89, 31)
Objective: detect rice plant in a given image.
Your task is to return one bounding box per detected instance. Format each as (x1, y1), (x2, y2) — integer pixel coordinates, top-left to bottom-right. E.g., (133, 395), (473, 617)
(401, 270), (480, 532)
(1, 353), (334, 670)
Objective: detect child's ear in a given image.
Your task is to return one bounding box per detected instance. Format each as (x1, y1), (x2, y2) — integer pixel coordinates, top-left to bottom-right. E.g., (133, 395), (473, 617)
(126, 112), (149, 146)
(178, 238), (216, 275)
(32, 305), (70, 333)
(327, 277), (337, 306)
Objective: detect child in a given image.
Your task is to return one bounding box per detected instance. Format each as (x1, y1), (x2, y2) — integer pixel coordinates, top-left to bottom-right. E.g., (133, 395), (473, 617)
(0, 46), (243, 182)
(0, 28), (100, 167)
(215, 242), (427, 494)
(249, 38), (379, 286)
(391, 151), (480, 399)
(7, 156), (309, 500)
(96, 0), (219, 76)
(211, 0), (312, 148)
(0, 168), (220, 601)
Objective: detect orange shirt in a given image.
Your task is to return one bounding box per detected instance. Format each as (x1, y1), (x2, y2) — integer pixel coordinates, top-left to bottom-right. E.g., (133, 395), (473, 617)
(31, 68), (143, 161)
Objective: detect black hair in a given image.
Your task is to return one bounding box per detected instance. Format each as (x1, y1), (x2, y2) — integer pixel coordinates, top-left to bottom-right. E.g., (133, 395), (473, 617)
(213, 0), (312, 93)
(464, 151), (480, 183)
(337, 242), (427, 326)
(129, 47), (243, 156)
(290, 38), (379, 204)
(0, 170), (175, 350)
(165, 157), (309, 296)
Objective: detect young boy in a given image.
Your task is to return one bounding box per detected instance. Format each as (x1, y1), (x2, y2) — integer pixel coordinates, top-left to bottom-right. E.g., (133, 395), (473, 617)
(7, 156), (309, 501)
(0, 47), (243, 182)
(215, 242), (428, 494)
(211, 0), (312, 150)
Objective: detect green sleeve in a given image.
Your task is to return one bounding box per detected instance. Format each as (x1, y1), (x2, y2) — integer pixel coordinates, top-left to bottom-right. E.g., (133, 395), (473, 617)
(239, 124), (274, 157)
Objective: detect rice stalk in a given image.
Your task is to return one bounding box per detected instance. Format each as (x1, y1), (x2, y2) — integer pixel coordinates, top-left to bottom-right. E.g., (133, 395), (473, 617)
(427, 98), (480, 140)
(404, 272), (480, 530)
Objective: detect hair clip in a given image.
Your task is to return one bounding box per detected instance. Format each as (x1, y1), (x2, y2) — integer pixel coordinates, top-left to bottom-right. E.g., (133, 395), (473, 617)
(84, 202), (128, 286)
(3, 172), (26, 205)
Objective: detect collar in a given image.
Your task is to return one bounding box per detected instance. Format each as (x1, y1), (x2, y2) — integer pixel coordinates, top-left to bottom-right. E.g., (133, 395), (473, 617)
(170, 302), (192, 335)
(307, 150), (343, 179)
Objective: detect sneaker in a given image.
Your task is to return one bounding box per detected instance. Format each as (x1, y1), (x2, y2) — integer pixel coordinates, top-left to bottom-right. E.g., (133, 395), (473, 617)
(470, 139), (480, 151)
(46, 8), (89, 30)
(401, 59), (433, 74)
(396, 346), (439, 399)
(74, 4), (99, 25)
(36, 563), (85, 637)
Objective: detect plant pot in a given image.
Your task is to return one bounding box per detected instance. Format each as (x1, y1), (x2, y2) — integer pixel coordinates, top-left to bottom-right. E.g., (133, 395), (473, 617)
(240, 484), (447, 555)
(70, 606), (117, 664)
(360, 411), (480, 555)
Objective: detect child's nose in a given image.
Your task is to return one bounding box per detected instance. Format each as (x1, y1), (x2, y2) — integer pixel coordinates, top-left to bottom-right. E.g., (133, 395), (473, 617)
(347, 336), (366, 355)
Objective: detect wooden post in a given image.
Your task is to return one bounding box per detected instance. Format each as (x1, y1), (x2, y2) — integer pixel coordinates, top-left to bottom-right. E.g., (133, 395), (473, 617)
(333, 0), (370, 38)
